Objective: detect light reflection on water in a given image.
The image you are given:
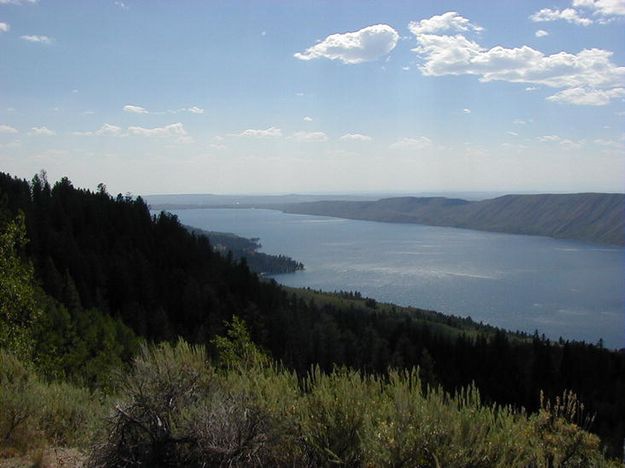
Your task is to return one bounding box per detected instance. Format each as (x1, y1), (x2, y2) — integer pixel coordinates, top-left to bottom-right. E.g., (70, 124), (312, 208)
(169, 208), (625, 349)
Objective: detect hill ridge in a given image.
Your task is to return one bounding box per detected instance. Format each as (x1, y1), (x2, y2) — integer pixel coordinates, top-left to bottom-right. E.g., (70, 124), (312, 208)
(281, 192), (625, 246)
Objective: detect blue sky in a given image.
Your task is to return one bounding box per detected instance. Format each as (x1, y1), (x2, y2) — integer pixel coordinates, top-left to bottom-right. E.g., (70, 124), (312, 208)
(1, 0), (624, 195)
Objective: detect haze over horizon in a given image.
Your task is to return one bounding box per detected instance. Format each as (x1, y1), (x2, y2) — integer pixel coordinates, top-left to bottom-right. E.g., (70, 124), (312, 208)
(1, 0), (624, 195)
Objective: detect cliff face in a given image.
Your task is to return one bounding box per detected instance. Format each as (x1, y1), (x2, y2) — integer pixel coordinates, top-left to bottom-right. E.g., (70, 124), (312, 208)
(282, 193), (625, 246)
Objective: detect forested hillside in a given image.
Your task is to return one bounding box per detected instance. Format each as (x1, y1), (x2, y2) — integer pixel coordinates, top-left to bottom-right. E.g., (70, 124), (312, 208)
(281, 193), (625, 245)
(1, 171), (624, 458)
(184, 225), (304, 274)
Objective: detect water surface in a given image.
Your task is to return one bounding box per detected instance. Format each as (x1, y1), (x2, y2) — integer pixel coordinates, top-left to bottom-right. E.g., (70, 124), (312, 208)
(169, 208), (624, 349)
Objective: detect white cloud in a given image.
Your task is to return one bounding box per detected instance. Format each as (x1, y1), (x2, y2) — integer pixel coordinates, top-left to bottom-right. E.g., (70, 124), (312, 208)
(525, 86), (538, 91)
(29, 126), (55, 136)
(294, 24), (399, 64)
(410, 14), (625, 106)
(593, 137), (625, 149)
(20, 34), (52, 44)
(529, 8), (593, 26)
(507, 131), (519, 136)
(538, 134), (584, 148)
(573, 0), (625, 17)
(233, 127), (282, 138)
(303, 116), (313, 122)
(535, 29), (549, 37)
(186, 106), (204, 114)
(463, 108), (471, 114)
(123, 104), (148, 114)
(74, 123), (123, 136)
(340, 133), (372, 141)
(128, 122), (191, 142)
(0, 22), (9, 32)
(409, 11), (483, 35)
(0, 124), (18, 134)
(389, 136), (432, 150)
(114, 1), (129, 10)
(0, 0), (37, 4)
(546, 86), (625, 105)
(290, 131), (328, 142)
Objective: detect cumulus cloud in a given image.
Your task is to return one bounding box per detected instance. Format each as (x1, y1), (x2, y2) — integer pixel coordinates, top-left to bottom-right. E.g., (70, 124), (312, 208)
(74, 123), (123, 137)
(290, 131), (328, 142)
(573, 0), (625, 17)
(294, 24), (399, 64)
(538, 134), (584, 148)
(535, 29), (549, 37)
(303, 116), (313, 122)
(185, 106), (204, 114)
(0, 22), (9, 32)
(232, 127), (282, 138)
(339, 133), (372, 141)
(20, 34), (52, 44)
(530, 8), (593, 25)
(409, 11), (483, 35)
(389, 136), (432, 150)
(0, 124), (18, 134)
(593, 137), (625, 149)
(29, 126), (55, 136)
(123, 104), (148, 114)
(0, 0), (37, 4)
(546, 86), (625, 105)
(128, 122), (191, 143)
(463, 108), (472, 114)
(410, 13), (625, 106)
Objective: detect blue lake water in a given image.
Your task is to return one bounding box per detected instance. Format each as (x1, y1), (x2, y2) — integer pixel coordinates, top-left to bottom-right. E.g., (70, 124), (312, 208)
(169, 208), (625, 349)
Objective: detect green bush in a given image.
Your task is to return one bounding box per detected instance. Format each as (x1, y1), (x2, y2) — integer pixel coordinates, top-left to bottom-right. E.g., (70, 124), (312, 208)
(0, 349), (103, 455)
(89, 321), (620, 467)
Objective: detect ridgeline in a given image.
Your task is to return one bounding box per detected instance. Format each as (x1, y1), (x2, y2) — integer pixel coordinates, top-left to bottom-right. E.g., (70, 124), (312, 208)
(281, 193), (625, 246)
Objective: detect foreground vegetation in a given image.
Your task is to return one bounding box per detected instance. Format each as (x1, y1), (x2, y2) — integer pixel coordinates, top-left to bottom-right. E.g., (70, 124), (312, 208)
(1, 320), (619, 466)
(1, 170), (624, 462)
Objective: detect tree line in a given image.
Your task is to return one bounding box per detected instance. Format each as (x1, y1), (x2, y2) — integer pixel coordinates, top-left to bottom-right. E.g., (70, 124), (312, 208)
(0, 170), (623, 456)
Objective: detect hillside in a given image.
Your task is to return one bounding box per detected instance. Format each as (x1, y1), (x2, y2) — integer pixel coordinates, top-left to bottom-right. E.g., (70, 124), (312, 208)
(184, 225), (304, 275)
(1, 171), (624, 457)
(281, 193), (625, 245)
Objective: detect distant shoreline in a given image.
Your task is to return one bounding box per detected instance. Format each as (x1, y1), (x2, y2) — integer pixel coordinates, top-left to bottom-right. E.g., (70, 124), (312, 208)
(151, 192), (625, 247)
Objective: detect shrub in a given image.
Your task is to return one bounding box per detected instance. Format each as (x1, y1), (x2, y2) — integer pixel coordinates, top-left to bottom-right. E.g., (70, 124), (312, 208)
(0, 349), (103, 455)
(298, 367), (380, 466)
(0, 350), (42, 453)
(89, 340), (212, 466)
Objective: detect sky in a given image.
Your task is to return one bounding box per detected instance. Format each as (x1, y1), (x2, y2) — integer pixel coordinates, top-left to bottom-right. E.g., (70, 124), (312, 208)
(1, 0), (624, 196)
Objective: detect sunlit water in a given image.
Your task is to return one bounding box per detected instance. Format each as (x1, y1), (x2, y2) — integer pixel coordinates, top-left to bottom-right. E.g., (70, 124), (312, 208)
(168, 208), (625, 349)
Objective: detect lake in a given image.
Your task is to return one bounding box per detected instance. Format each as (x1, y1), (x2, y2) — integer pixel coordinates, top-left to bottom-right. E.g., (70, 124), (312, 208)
(168, 208), (625, 349)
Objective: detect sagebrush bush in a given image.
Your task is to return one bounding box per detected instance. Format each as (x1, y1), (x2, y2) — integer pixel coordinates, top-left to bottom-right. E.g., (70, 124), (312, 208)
(0, 349), (103, 455)
(88, 320), (620, 467)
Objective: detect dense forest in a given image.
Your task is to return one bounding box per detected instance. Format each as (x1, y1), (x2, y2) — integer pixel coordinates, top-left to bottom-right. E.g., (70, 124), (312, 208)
(280, 193), (625, 245)
(184, 225), (304, 275)
(1, 171), (624, 462)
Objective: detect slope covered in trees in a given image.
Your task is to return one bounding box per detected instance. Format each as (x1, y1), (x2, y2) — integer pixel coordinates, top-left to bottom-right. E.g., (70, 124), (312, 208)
(0, 171), (624, 457)
(184, 225), (304, 274)
(280, 193), (625, 245)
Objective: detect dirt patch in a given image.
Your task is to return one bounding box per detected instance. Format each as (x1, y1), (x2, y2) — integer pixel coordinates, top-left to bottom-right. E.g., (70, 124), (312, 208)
(0, 447), (86, 467)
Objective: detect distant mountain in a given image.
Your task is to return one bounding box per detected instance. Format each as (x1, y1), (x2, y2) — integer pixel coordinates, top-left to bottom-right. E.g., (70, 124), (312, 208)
(281, 193), (625, 246)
